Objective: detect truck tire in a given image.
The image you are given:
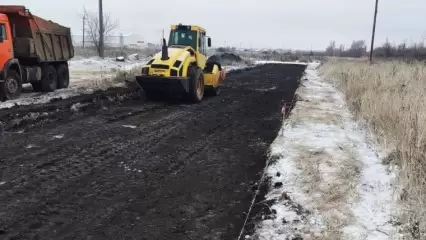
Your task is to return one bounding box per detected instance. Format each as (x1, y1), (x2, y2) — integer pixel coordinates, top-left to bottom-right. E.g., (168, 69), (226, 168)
(187, 65), (204, 103)
(41, 65), (58, 92)
(0, 69), (22, 101)
(57, 64), (70, 89)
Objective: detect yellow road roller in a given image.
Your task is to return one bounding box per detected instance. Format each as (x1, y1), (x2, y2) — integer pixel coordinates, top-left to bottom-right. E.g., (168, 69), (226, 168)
(135, 24), (226, 102)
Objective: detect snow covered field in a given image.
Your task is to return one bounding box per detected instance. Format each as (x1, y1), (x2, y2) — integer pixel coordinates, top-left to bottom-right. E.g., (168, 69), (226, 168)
(68, 56), (148, 85)
(254, 60), (313, 65)
(250, 62), (396, 240)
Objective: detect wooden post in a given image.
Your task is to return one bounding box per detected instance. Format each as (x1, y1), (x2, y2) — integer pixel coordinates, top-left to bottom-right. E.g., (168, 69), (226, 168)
(99, 0), (104, 58)
(369, 0), (379, 64)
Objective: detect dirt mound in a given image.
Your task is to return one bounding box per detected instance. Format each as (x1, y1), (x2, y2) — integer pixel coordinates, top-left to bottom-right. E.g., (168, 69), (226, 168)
(208, 52), (244, 65)
(220, 52), (243, 62)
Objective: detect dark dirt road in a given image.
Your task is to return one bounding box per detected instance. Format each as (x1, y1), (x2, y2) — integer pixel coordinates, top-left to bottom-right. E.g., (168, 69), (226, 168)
(0, 64), (306, 240)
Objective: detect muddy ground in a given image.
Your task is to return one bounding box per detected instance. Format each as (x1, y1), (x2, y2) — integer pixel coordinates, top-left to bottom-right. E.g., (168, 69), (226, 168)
(0, 64), (306, 240)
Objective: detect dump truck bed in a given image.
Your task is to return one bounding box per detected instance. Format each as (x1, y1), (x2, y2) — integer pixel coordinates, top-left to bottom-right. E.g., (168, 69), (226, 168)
(0, 5), (74, 63)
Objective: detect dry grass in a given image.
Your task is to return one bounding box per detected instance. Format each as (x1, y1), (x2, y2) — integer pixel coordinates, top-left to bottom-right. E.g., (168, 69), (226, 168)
(320, 59), (426, 238)
(280, 74), (366, 239)
(290, 144), (361, 239)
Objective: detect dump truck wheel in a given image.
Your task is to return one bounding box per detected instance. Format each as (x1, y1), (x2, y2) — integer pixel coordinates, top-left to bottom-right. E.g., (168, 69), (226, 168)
(57, 64), (70, 89)
(187, 65), (204, 102)
(0, 70), (22, 101)
(41, 65), (58, 92)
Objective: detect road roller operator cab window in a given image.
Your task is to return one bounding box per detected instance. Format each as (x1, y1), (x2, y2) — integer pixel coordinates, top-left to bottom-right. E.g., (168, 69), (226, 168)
(199, 32), (206, 55)
(168, 29), (197, 50)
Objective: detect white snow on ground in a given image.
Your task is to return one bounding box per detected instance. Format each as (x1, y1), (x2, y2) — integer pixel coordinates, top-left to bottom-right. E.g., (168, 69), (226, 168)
(225, 65), (248, 71)
(254, 60), (310, 66)
(122, 125), (137, 129)
(68, 56), (149, 86)
(251, 62), (395, 240)
(53, 134), (64, 139)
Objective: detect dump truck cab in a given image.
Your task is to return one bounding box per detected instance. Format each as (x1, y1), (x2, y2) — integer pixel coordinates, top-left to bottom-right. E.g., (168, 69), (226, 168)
(0, 5), (74, 101)
(0, 12), (20, 98)
(0, 13), (14, 71)
(136, 24), (226, 102)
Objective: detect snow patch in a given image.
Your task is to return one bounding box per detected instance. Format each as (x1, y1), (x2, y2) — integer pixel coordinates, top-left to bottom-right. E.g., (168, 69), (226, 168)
(25, 144), (37, 149)
(70, 103), (89, 112)
(255, 60), (308, 66)
(53, 134), (64, 139)
(225, 64), (249, 71)
(252, 63), (394, 239)
(68, 56), (148, 72)
(118, 160), (142, 173)
(0, 88), (95, 110)
(122, 125), (137, 129)
(254, 86), (277, 92)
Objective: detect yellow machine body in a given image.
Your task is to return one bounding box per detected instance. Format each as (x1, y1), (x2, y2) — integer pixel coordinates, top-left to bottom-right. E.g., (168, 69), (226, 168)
(135, 24), (226, 102)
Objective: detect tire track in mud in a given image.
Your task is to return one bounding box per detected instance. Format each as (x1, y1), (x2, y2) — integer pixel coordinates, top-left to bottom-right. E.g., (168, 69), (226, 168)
(0, 108), (192, 232)
(0, 64), (306, 240)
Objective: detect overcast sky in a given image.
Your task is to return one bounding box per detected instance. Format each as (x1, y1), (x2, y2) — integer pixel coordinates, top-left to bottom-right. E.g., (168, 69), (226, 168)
(3, 0), (426, 50)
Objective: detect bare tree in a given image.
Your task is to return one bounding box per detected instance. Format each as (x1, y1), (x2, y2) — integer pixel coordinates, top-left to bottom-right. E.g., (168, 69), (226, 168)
(325, 40), (336, 56)
(397, 41), (406, 59)
(83, 7), (119, 57)
(338, 44), (345, 56)
(382, 38), (392, 58)
(348, 40), (367, 58)
(324, 38), (426, 60)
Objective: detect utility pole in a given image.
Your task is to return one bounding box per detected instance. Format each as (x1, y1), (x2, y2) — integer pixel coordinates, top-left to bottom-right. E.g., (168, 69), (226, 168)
(369, 0), (379, 64)
(82, 14), (86, 49)
(98, 0), (104, 58)
(119, 33), (124, 55)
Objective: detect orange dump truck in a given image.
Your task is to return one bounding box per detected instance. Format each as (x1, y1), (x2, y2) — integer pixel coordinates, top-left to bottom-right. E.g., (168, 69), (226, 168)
(0, 5), (74, 101)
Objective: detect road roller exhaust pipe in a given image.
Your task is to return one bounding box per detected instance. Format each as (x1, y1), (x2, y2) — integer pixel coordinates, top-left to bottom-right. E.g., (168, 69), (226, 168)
(161, 38), (169, 61)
